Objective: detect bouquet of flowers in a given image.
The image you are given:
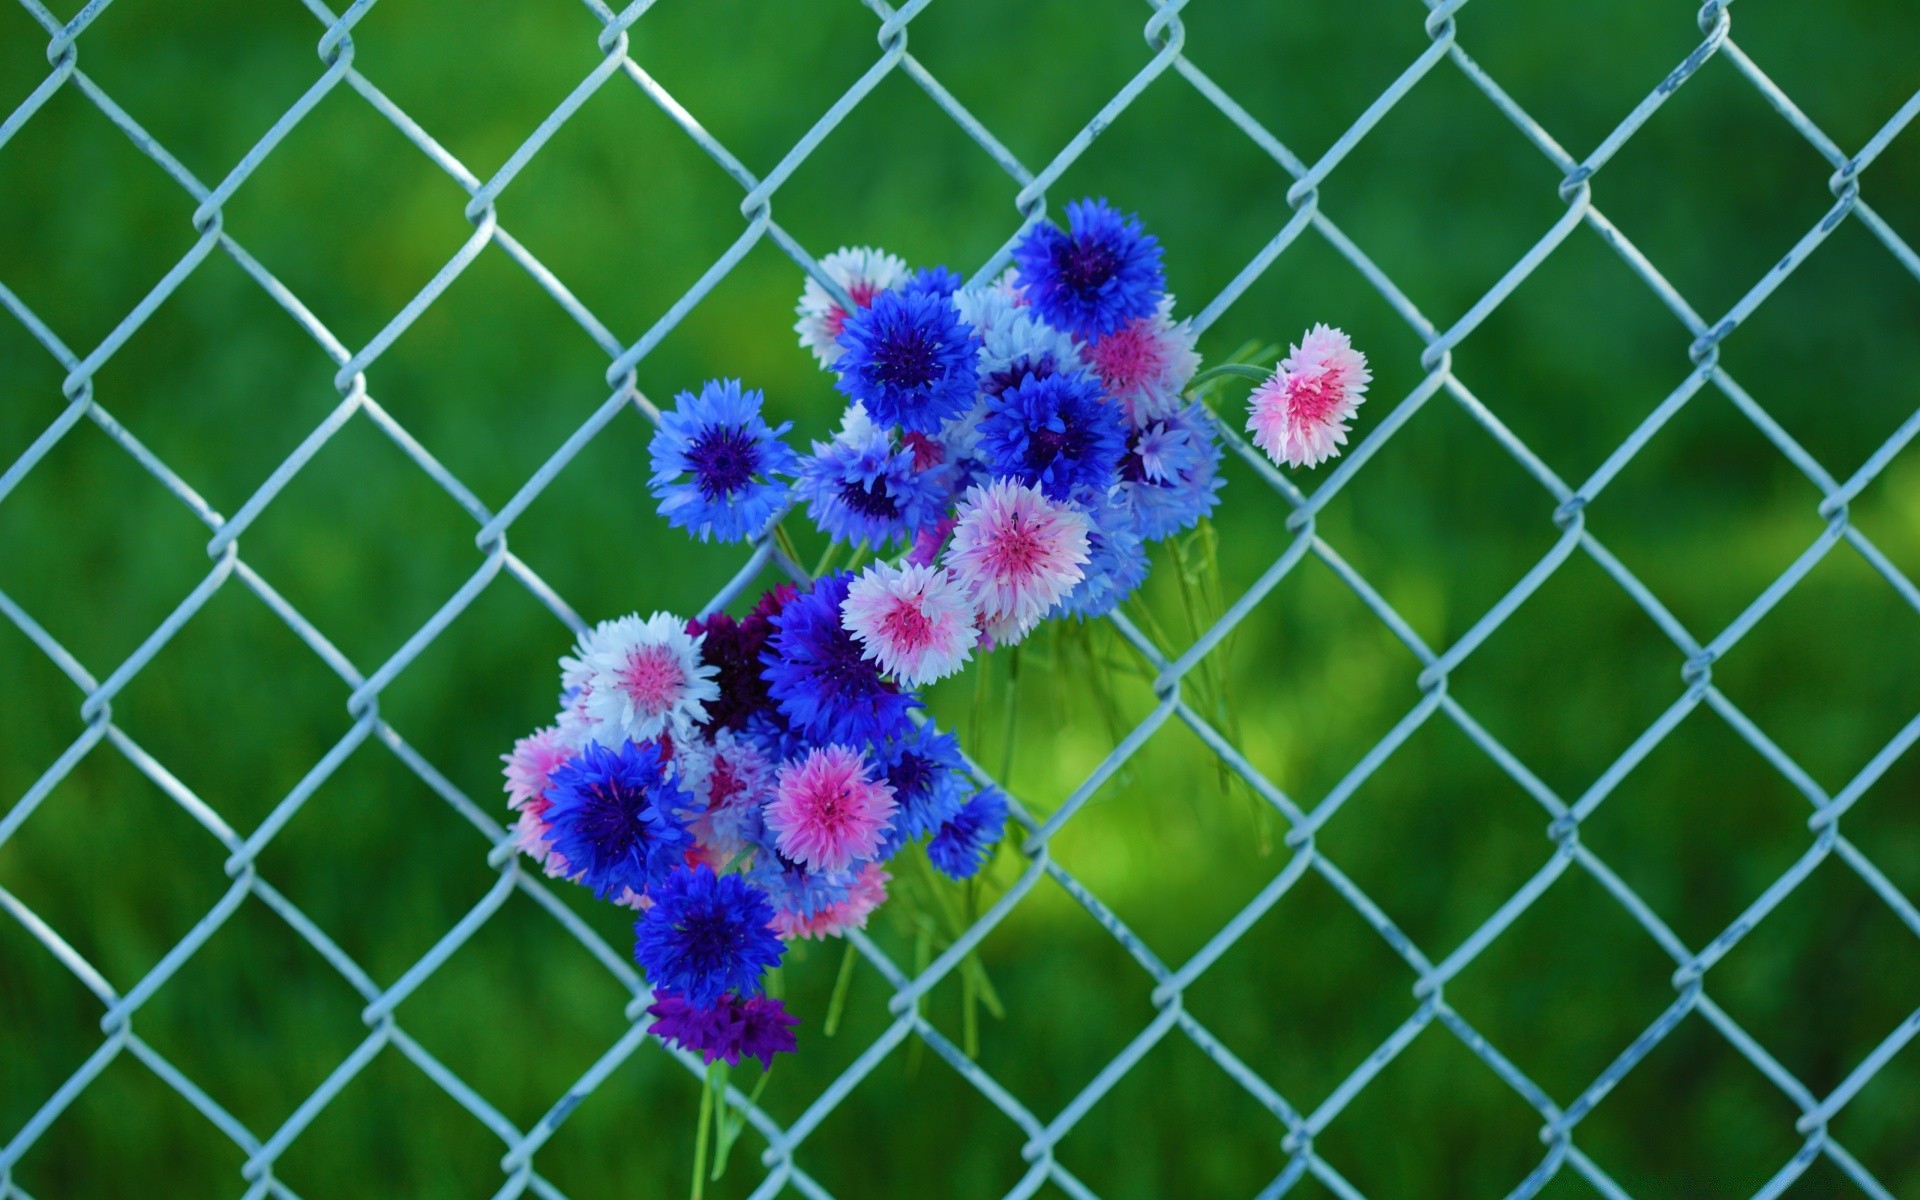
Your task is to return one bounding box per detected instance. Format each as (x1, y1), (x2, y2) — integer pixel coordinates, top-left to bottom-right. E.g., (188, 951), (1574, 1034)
(500, 197), (1368, 1184)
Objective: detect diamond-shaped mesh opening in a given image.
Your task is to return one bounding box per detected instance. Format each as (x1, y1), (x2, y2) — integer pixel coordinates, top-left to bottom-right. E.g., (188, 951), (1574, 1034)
(1573, 1014), (1808, 1197)
(6, 1050), (247, 1200)
(5, 0), (1920, 1195)
(1311, 1022), (1547, 1196)
(1710, 541), (1920, 788)
(0, 418), (218, 669)
(131, 894), (373, 1135)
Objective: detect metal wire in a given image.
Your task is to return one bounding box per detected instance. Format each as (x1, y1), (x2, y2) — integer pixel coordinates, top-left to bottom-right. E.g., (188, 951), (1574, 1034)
(3, 0), (1919, 1196)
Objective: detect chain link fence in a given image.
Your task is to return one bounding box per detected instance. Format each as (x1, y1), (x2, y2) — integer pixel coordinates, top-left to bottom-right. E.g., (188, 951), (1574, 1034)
(3, 0), (1919, 1196)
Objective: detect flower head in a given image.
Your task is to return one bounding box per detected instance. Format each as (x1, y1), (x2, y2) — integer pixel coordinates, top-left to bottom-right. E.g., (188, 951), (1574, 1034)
(839, 561), (979, 688)
(978, 369), (1127, 501)
(749, 846), (854, 922)
(794, 405), (949, 548)
(833, 287), (979, 434)
(1083, 295), (1199, 426)
(686, 606), (781, 732)
(542, 739), (694, 899)
(769, 863), (889, 941)
(901, 265), (964, 299)
(678, 728), (775, 860)
(648, 992), (800, 1069)
(571, 613), (721, 746)
(766, 745), (897, 874)
(928, 788), (1009, 880)
(956, 286), (1086, 392)
(763, 571), (920, 746)
(502, 726), (575, 870)
(1247, 324), (1371, 468)
(876, 722), (969, 852)
(795, 246), (909, 367)
(648, 379), (797, 542)
(945, 479), (1091, 643)
(1119, 404), (1223, 541)
(634, 865), (785, 1006)
(1013, 198), (1164, 339)
(1059, 488), (1149, 619)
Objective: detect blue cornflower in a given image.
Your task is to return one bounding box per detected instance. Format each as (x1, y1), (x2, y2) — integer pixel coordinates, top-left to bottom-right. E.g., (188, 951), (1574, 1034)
(978, 369), (1127, 501)
(1060, 489), (1149, 619)
(1013, 198), (1164, 339)
(794, 406), (949, 547)
(1119, 402), (1223, 541)
(900, 265), (964, 299)
(543, 740), (694, 900)
(928, 788), (1009, 880)
(648, 379), (797, 542)
(748, 844), (853, 921)
(876, 722), (969, 854)
(833, 287), (979, 434)
(634, 865), (785, 1007)
(738, 709), (808, 765)
(761, 570), (920, 747)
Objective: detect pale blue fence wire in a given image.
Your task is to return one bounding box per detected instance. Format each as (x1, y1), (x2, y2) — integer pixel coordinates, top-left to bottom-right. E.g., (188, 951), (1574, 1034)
(4, 0), (1920, 1197)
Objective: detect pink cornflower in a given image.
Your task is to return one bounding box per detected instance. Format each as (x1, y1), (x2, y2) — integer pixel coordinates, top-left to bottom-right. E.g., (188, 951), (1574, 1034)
(1084, 295), (1200, 426)
(840, 562), (979, 688)
(794, 246), (910, 367)
(577, 612), (720, 745)
(771, 863), (891, 941)
(678, 729), (775, 859)
(766, 746), (897, 874)
(502, 727), (575, 869)
(1247, 324), (1371, 468)
(945, 479), (1091, 644)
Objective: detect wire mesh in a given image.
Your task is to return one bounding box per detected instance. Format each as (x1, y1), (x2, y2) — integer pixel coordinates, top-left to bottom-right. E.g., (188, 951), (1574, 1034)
(3, 0), (1919, 1196)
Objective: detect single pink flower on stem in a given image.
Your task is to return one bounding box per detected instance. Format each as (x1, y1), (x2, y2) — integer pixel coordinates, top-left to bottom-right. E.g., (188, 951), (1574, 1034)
(840, 561), (979, 688)
(945, 478), (1090, 644)
(1247, 324), (1371, 468)
(766, 746), (897, 874)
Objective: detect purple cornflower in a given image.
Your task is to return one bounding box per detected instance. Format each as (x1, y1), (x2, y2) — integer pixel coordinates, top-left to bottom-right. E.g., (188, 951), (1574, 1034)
(648, 379), (796, 542)
(647, 992), (799, 1069)
(634, 865), (785, 1007)
(542, 739), (694, 900)
(928, 788), (1009, 880)
(686, 608), (778, 732)
(762, 571), (920, 747)
(1013, 198), (1164, 339)
(977, 369), (1127, 502)
(794, 405), (949, 548)
(833, 287), (979, 434)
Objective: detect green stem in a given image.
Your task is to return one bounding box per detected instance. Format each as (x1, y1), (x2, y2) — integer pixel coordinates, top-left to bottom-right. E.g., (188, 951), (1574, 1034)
(962, 878), (980, 1058)
(1000, 645), (1021, 780)
(1187, 362), (1273, 390)
(905, 918), (934, 1078)
(691, 1065), (714, 1200)
(823, 940), (859, 1037)
(771, 522), (804, 575)
(811, 540), (840, 579)
(711, 1065), (767, 1181)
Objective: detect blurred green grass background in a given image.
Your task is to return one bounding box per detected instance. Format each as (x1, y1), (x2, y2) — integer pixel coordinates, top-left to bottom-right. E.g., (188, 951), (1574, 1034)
(4, 0), (1920, 1196)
